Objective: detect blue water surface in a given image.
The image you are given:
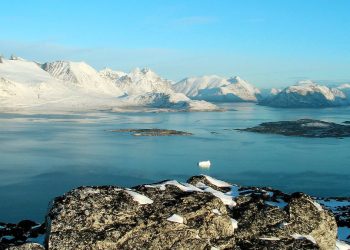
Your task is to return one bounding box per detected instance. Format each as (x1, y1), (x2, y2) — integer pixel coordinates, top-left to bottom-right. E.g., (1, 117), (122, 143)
(0, 103), (349, 222)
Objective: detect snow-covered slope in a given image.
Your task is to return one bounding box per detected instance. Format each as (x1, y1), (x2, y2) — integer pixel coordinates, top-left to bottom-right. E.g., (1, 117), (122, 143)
(123, 92), (217, 111)
(260, 81), (349, 108)
(338, 84), (350, 102)
(173, 75), (228, 97)
(0, 57), (217, 112)
(0, 58), (53, 85)
(173, 75), (260, 102)
(0, 58), (121, 111)
(42, 61), (124, 96)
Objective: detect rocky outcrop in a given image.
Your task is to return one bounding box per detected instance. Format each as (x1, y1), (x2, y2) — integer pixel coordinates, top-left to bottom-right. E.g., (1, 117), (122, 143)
(5, 243), (45, 250)
(42, 175), (338, 249)
(2, 175), (348, 249)
(0, 220), (45, 250)
(237, 119), (350, 138)
(110, 128), (193, 136)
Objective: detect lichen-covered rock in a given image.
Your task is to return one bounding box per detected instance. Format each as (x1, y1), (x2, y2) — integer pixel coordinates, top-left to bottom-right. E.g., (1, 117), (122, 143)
(5, 243), (45, 250)
(236, 238), (319, 250)
(46, 183), (235, 249)
(272, 193), (338, 250)
(44, 175), (339, 249)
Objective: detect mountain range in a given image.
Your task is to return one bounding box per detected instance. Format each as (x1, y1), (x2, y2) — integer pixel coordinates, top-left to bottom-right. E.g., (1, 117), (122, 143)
(0, 55), (349, 112)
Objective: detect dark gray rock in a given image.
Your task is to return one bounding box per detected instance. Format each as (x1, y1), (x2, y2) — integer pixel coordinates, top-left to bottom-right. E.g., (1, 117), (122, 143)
(0, 220), (45, 250)
(237, 119), (350, 138)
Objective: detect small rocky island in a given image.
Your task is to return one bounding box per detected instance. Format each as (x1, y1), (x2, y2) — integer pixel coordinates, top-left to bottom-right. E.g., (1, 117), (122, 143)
(1, 175), (349, 250)
(238, 119), (350, 138)
(111, 128), (193, 136)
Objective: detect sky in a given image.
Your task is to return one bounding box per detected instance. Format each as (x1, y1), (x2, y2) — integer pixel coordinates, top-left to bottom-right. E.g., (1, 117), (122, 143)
(1, 0), (350, 87)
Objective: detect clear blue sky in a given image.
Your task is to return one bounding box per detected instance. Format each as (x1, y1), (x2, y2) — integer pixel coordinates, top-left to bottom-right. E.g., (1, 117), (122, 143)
(1, 0), (350, 87)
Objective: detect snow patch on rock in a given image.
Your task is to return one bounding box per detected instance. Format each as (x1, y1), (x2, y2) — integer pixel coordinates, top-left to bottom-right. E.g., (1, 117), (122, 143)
(167, 214), (184, 224)
(125, 189), (153, 205)
(291, 234), (317, 244)
(203, 175), (231, 188)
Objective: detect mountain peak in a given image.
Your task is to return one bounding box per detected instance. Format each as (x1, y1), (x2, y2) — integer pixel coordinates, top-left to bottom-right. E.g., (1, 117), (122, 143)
(9, 54), (26, 61)
(297, 79), (316, 86)
(230, 76), (243, 82)
(130, 67), (155, 76)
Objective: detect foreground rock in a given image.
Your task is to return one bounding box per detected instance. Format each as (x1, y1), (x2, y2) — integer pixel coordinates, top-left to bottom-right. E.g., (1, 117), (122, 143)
(2, 175), (349, 249)
(237, 119), (350, 138)
(111, 128), (193, 136)
(43, 176), (340, 250)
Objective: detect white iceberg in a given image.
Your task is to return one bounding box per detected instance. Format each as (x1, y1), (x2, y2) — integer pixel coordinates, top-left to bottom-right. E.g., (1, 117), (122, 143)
(198, 160), (211, 168)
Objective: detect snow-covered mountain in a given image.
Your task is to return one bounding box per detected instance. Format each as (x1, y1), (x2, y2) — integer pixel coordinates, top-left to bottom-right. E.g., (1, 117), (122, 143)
(173, 75), (260, 102)
(101, 67), (173, 95)
(260, 80), (349, 108)
(0, 56), (217, 112)
(124, 92), (217, 111)
(99, 67), (218, 111)
(257, 88), (281, 101)
(2, 55), (349, 111)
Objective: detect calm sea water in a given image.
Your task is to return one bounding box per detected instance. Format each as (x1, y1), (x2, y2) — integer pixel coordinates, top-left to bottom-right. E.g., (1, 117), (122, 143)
(0, 103), (350, 222)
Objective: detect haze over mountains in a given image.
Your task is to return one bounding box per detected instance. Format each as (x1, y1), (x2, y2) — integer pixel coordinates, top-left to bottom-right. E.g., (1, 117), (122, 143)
(0, 55), (349, 112)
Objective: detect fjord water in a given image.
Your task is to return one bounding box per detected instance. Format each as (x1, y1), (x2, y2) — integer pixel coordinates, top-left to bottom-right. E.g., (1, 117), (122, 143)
(0, 103), (350, 222)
